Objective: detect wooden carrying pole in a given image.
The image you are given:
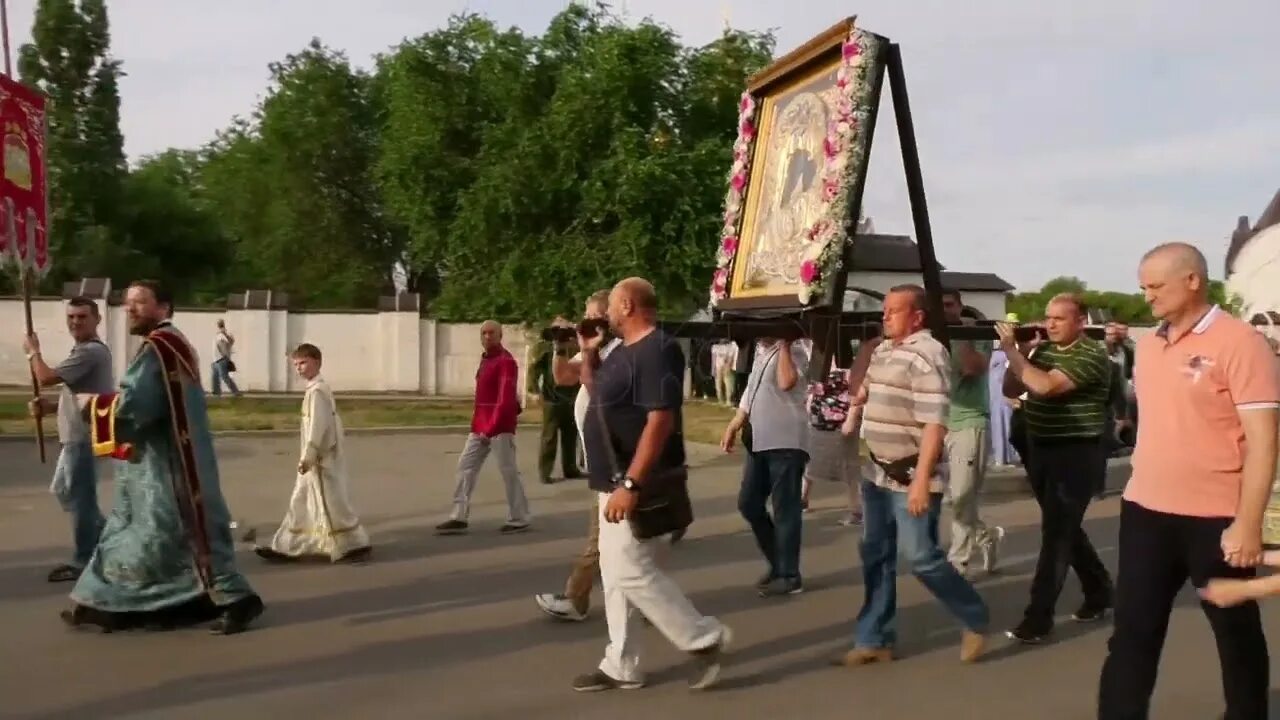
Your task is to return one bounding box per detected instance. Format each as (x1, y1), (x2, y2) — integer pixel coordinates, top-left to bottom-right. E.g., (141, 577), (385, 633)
(21, 268), (46, 463)
(2, 0), (47, 462)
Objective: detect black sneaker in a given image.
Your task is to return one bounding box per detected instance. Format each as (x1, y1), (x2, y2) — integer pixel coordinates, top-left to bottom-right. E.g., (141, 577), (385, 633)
(571, 669), (644, 692)
(500, 521), (531, 534)
(1072, 600), (1112, 623)
(759, 577), (804, 598)
(689, 625), (733, 690)
(1005, 620), (1053, 645)
(435, 520), (468, 535)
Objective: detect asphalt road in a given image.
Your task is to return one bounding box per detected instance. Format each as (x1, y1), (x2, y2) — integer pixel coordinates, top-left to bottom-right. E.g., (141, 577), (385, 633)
(1, 432), (1276, 719)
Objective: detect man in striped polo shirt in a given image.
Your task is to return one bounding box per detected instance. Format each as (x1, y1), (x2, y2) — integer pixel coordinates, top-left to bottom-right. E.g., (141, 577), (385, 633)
(836, 285), (989, 667)
(999, 293), (1114, 644)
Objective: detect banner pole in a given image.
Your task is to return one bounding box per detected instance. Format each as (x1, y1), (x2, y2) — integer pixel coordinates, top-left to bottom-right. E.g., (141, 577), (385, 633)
(1, 0), (11, 76)
(1, 0), (47, 462)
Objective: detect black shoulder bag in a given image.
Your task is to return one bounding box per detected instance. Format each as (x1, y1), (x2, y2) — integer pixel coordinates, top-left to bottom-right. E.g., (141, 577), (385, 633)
(592, 401), (693, 541)
(740, 346), (781, 453)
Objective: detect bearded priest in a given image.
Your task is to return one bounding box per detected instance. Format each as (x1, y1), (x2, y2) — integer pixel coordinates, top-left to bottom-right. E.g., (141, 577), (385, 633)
(63, 280), (263, 635)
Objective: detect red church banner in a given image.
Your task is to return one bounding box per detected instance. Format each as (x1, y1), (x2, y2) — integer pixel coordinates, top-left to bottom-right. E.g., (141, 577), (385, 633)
(0, 74), (48, 275)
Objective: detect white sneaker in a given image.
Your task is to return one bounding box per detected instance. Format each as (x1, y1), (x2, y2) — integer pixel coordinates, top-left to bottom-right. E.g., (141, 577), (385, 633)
(534, 593), (587, 622)
(981, 526), (1006, 573)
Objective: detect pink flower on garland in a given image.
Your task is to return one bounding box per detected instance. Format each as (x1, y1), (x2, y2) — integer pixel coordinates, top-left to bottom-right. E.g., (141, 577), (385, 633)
(713, 267), (729, 292)
(740, 120), (756, 141)
(731, 172), (747, 192)
(842, 40), (861, 61)
(800, 260), (819, 284)
(823, 135), (838, 159)
(721, 235), (738, 254)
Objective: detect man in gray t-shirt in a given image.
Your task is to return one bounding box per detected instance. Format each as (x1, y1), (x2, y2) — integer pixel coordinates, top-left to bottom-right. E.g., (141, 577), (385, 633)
(721, 338), (811, 596)
(23, 297), (115, 583)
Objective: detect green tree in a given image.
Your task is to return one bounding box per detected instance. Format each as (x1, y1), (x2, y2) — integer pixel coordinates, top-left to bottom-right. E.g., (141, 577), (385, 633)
(374, 14), (539, 301)
(115, 151), (231, 302)
(434, 6), (773, 321)
(201, 40), (402, 307)
(18, 0), (126, 287)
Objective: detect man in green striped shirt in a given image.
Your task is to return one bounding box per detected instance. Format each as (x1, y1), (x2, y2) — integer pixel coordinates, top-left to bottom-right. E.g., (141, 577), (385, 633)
(998, 293), (1114, 645)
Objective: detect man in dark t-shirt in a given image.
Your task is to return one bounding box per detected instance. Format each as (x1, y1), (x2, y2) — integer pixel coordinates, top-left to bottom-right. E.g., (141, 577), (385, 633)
(582, 328), (686, 492)
(572, 277), (729, 694)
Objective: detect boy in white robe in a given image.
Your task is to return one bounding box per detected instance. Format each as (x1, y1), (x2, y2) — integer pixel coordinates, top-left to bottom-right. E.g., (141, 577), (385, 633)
(256, 343), (371, 563)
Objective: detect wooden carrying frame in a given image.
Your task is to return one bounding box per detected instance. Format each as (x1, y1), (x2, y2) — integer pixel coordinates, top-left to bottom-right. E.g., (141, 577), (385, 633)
(710, 18), (953, 381)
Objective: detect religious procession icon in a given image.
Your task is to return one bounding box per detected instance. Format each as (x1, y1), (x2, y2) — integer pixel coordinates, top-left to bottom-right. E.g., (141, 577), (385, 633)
(701, 17), (952, 384)
(712, 18), (886, 310)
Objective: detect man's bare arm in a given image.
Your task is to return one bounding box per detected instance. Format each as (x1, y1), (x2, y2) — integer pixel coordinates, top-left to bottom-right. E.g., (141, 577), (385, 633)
(28, 354), (60, 387)
(1002, 355), (1029, 398)
(552, 350), (581, 386)
(914, 422), (946, 480)
(1236, 408), (1279, 534)
(776, 342), (798, 391)
(1006, 351), (1076, 398)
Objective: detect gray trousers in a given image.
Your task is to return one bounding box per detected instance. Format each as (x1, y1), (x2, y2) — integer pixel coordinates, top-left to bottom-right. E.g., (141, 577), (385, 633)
(449, 433), (531, 523)
(946, 425), (993, 566)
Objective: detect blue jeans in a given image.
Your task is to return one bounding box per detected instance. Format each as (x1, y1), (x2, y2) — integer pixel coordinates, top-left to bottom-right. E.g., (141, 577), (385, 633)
(54, 441), (105, 568)
(211, 357), (240, 396)
(738, 448), (808, 580)
(856, 481), (989, 648)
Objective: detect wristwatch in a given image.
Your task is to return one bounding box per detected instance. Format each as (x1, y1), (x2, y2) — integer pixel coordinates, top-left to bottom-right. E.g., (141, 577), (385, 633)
(621, 477), (641, 492)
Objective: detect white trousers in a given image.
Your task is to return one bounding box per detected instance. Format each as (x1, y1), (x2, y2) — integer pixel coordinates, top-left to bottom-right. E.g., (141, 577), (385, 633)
(449, 433), (530, 523)
(597, 492), (723, 683)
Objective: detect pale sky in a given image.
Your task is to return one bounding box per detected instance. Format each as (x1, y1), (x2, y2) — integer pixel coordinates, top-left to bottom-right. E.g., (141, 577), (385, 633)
(7, 0), (1279, 292)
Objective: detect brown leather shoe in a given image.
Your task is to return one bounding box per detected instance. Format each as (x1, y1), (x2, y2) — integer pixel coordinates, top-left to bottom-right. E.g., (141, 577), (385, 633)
(831, 647), (894, 667)
(960, 631), (986, 663)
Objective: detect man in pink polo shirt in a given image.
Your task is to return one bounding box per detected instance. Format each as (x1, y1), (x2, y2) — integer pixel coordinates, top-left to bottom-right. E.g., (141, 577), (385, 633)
(1098, 243), (1280, 720)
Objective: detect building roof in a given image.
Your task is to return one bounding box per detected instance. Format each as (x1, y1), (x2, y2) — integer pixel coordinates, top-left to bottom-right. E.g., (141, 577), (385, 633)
(938, 271), (1015, 293)
(1226, 188), (1280, 276)
(848, 234), (947, 272)
(845, 234), (1014, 291)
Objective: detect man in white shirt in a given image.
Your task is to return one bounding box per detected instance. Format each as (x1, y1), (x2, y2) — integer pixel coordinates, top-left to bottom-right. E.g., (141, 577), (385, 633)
(535, 290), (621, 621)
(211, 319), (242, 397)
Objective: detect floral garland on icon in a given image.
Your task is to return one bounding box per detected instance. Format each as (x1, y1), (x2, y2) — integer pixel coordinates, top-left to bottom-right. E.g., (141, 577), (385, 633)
(797, 29), (880, 305)
(710, 92), (757, 306)
(708, 28), (881, 307)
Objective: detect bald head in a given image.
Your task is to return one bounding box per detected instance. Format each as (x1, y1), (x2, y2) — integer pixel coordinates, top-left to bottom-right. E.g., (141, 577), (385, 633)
(608, 276), (659, 339)
(614, 277), (658, 312)
(479, 319), (502, 352)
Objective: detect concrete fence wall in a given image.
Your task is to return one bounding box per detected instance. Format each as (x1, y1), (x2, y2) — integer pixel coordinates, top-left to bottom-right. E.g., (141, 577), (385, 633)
(0, 296), (540, 396)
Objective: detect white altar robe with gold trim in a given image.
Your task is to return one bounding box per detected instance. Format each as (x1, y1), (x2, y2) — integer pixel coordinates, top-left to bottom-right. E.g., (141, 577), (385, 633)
(268, 377), (370, 560)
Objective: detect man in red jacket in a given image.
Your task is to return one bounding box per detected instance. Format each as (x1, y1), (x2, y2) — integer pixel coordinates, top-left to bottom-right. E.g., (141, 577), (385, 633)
(437, 320), (532, 535)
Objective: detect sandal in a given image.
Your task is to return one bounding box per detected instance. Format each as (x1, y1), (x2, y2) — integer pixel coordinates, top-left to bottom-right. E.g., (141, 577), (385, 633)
(47, 564), (82, 583)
